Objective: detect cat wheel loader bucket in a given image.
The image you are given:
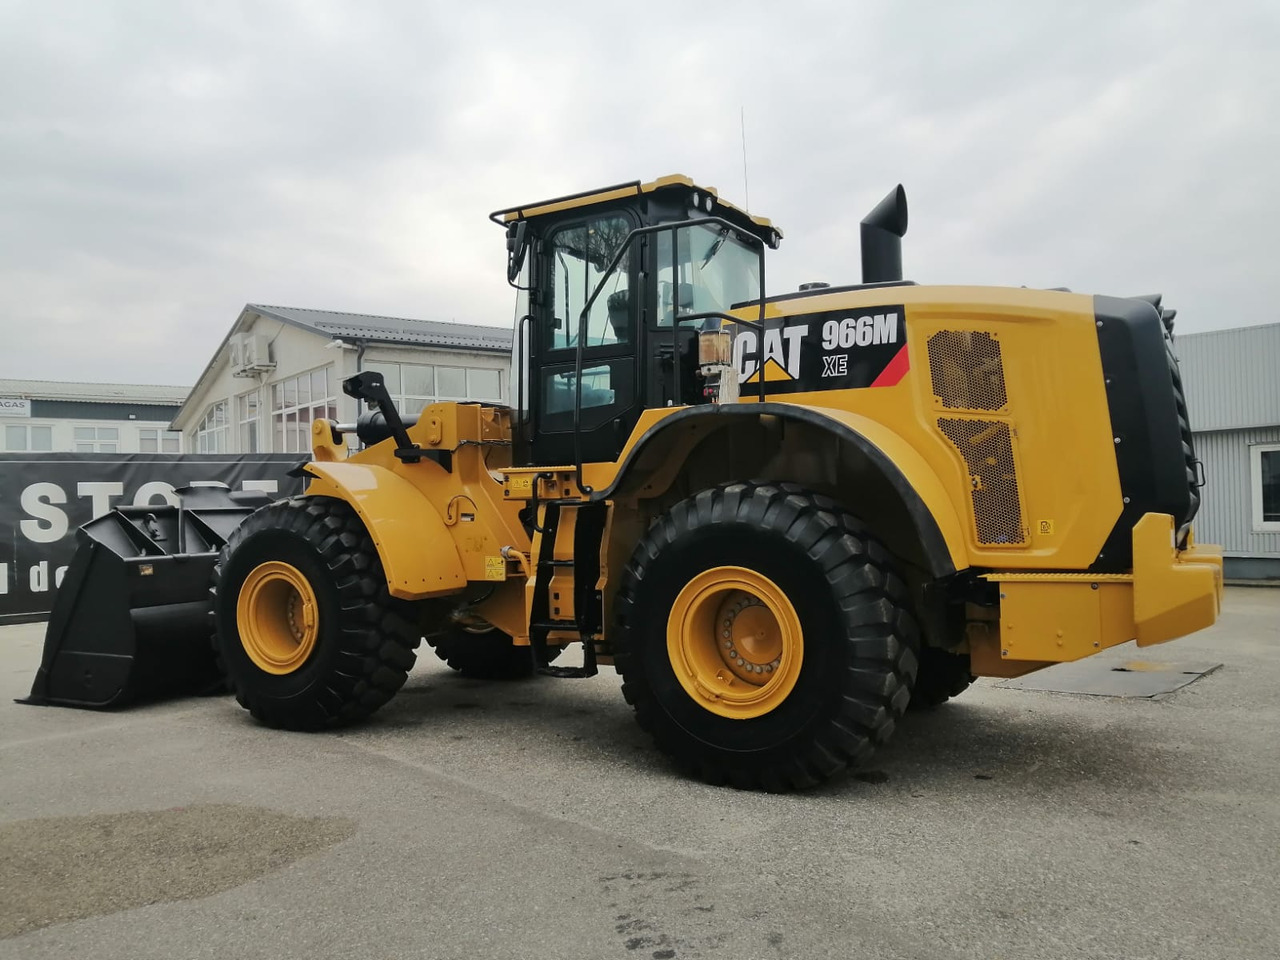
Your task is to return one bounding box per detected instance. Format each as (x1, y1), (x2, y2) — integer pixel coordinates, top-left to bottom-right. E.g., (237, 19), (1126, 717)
(20, 485), (272, 709)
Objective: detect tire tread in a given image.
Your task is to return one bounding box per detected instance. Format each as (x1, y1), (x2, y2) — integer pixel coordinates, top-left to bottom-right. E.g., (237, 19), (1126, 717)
(211, 496), (419, 730)
(614, 481), (918, 791)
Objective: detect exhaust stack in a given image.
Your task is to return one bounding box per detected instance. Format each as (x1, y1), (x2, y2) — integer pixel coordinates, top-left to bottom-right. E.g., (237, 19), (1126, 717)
(861, 185), (908, 283)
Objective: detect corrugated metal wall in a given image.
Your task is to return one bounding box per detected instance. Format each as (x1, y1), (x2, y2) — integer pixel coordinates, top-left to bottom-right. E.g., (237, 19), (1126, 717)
(1191, 426), (1280, 557)
(1177, 323), (1280, 431)
(1176, 323), (1279, 563)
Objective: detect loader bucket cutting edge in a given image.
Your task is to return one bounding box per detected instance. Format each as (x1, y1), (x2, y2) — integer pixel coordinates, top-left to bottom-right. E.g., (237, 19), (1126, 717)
(19, 486), (271, 710)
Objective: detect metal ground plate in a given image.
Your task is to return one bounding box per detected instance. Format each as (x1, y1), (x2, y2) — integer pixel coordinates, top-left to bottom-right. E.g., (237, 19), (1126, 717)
(997, 659), (1223, 699)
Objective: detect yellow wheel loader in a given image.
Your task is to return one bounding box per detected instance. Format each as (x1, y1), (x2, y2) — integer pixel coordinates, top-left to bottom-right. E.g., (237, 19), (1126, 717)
(29, 175), (1225, 790)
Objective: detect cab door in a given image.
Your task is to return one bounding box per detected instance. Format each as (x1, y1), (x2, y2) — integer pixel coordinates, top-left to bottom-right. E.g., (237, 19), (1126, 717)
(530, 211), (641, 466)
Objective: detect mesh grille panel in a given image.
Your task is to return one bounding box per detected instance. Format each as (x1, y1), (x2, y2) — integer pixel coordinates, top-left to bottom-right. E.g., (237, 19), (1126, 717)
(938, 417), (1026, 545)
(927, 330), (1008, 411)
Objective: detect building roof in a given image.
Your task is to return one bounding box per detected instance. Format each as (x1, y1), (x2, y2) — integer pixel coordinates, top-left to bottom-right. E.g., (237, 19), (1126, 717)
(0, 378), (189, 406)
(173, 304), (514, 428)
(250, 305), (513, 350)
(1178, 322), (1280, 432)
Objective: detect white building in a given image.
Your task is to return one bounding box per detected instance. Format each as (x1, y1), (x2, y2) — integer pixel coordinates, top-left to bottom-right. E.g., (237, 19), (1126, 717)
(1178, 322), (1280, 580)
(172, 304), (514, 454)
(0, 379), (187, 454)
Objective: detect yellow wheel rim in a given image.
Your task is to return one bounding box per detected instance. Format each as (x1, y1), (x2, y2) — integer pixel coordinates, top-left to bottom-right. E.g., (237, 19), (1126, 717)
(667, 566), (803, 720)
(236, 561), (320, 675)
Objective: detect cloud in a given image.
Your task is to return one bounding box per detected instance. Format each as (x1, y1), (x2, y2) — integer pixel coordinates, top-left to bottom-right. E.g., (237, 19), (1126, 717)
(1, 0), (1276, 385)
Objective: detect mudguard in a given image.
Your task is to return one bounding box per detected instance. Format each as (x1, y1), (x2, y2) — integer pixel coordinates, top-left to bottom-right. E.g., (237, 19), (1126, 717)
(302, 461), (467, 600)
(600, 401), (969, 577)
(799, 402), (969, 572)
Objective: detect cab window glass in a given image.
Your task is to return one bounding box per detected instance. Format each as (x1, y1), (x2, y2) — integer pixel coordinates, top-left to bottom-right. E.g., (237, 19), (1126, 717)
(655, 224), (761, 327)
(547, 215), (632, 350)
(543, 364), (615, 415)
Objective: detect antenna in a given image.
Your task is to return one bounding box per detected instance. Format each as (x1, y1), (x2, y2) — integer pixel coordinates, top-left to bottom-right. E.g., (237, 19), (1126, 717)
(740, 106), (750, 212)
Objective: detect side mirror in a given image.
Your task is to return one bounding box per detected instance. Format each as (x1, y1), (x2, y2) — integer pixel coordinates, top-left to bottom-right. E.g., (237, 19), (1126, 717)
(506, 221), (529, 284)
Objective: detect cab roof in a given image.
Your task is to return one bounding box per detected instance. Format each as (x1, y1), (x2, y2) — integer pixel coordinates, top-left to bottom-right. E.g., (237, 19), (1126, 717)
(489, 174), (782, 244)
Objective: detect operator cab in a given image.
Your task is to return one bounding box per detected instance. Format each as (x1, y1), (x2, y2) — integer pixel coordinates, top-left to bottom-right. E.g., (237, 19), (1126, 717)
(492, 175), (782, 467)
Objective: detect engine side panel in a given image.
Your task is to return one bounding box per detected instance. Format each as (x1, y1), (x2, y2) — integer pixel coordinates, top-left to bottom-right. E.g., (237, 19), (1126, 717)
(732, 285), (1125, 571)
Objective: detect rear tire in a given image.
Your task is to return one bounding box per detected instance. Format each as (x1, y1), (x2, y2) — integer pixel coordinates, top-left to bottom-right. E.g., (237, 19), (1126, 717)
(615, 482), (919, 791)
(430, 624), (559, 680)
(211, 496), (420, 730)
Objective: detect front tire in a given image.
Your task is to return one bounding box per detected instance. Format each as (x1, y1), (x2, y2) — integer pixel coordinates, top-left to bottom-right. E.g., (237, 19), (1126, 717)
(615, 482), (919, 791)
(211, 496), (420, 730)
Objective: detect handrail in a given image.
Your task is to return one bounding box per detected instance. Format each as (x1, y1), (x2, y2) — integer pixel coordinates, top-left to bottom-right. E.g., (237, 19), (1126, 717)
(514, 313), (532, 465)
(571, 216), (769, 495)
(489, 180), (643, 226)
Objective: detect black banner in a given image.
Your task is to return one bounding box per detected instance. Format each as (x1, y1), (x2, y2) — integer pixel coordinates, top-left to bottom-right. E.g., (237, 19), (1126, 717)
(0, 453), (303, 624)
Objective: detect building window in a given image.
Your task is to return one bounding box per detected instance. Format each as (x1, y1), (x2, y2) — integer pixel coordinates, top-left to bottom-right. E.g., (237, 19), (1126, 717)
(271, 366), (336, 453)
(196, 401), (231, 453)
(139, 428), (181, 453)
(437, 366), (467, 399)
(4, 424), (53, 451)
(363, 361), (503, 415)
(238, 390), (260, 453)
(468, 368), (502, 401)
(74, 426), (118, 453)
(1252, 443), (1280, 532)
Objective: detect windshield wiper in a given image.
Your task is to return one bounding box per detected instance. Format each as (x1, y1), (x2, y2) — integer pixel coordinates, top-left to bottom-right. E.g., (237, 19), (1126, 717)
(699, 228), (729, 269)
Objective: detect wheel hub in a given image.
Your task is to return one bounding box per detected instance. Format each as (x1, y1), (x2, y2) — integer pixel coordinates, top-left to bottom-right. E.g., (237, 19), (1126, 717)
(236, 561), (320, 675)
(667, 566), (803, 720)
(716, 591), (783, 682)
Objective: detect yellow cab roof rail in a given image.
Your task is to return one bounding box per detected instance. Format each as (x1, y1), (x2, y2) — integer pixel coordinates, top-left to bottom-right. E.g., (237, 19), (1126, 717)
(488, 174), (781, 244)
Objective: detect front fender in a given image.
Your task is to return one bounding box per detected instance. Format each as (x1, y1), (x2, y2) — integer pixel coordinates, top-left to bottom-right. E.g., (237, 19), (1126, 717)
(302, 461), (467, 600)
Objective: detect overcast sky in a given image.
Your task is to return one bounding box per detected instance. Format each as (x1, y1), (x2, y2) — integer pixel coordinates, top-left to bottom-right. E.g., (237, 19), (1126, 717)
(2, 0), (1277, 386)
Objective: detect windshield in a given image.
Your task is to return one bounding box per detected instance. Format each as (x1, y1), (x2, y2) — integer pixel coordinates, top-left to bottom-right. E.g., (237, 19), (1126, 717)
(656, 224), (761, 327)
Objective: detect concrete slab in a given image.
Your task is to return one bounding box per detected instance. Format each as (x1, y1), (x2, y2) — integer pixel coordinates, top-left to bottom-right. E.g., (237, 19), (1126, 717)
(998, 658), (1223, 698)
(1, 589), (1278, 960)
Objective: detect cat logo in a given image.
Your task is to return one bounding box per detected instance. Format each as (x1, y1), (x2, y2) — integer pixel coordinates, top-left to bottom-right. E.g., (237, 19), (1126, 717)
(728, 306), (906, 393)
(733, 325), (810, 384)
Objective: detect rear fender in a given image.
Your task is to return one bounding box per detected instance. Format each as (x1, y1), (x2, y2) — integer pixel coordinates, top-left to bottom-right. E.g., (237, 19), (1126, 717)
(302, 461), (466, 600)
(601, 402), (969, 577)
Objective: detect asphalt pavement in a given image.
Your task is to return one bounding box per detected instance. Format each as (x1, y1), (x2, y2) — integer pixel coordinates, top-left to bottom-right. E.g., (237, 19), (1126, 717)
(1, 588), (1277, 959)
